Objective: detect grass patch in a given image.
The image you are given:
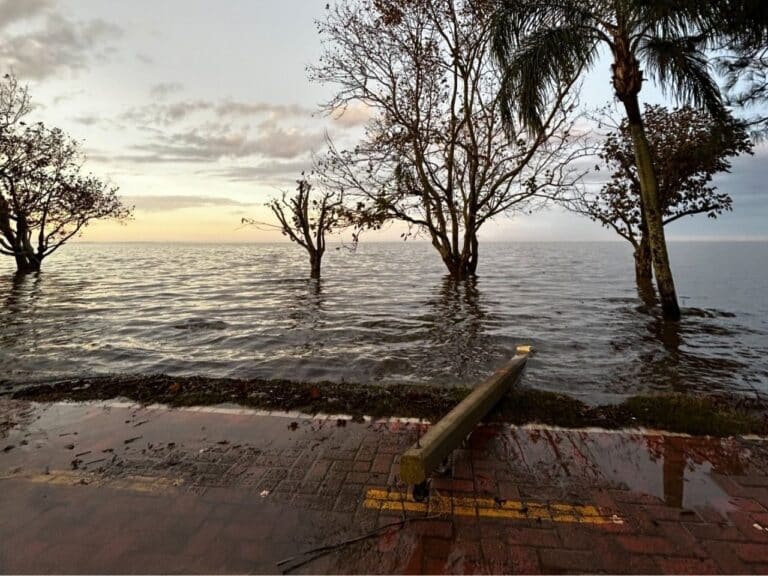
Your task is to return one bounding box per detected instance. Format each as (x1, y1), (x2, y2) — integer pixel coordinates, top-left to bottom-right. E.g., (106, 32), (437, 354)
(622, 394), (762, 436)
(10, 374), (768, 437)
(10, 374), (467, 422)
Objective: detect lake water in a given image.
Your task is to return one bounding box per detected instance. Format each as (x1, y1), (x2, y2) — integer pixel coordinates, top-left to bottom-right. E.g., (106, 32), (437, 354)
(1, 242), (766, 404)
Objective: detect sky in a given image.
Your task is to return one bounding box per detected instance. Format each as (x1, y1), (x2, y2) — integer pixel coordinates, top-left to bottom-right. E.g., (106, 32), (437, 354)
(0, 0), (766, 243)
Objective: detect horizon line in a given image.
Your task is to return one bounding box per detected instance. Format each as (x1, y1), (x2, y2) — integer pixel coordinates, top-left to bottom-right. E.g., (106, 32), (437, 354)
(71, 238), (768, 245)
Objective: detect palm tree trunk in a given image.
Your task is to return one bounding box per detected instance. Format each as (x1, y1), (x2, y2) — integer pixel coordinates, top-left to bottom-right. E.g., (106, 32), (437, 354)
(622, 96), (681, 321)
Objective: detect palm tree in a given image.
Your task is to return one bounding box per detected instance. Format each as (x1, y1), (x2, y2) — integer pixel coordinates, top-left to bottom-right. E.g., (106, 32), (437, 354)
(491, 0), (728, 320)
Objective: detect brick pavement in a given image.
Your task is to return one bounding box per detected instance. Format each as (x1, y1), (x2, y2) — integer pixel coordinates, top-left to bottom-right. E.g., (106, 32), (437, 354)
(2, 398), (768, 573)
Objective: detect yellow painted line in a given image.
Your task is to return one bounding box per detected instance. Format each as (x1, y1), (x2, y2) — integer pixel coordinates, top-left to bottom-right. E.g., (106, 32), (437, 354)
(364, 488), (623, 525)
(4, 470), (182, 494)
(2, 470), (620, 525)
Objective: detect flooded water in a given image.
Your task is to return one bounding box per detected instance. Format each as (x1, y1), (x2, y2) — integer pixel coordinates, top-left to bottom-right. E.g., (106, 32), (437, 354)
(0, 241), (766, 403)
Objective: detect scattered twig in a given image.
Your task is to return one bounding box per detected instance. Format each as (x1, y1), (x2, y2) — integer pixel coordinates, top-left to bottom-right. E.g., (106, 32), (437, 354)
(276, 514), (442, 574)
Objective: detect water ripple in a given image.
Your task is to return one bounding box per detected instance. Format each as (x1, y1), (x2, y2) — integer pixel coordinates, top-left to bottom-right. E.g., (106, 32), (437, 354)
(1, 241), (766, 403)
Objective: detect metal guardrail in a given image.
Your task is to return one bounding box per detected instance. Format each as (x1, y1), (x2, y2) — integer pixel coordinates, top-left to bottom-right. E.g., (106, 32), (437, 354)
(399, 345), (532, 500)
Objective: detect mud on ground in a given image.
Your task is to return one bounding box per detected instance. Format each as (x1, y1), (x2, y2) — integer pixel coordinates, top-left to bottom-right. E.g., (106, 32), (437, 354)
(8, 374), (768, 437)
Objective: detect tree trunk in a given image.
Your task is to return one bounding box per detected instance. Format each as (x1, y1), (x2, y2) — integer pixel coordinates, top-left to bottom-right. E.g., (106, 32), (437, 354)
(440, 234), (478, 281)
(634, 235), (656, 308)
(468, 233), (479, 275)
(309, 251), (321, 280)
(14, 253), (40, 274)
(440, 255), (472, 280)
(622, 96), (681, 320)
(634, 234), (653, 285)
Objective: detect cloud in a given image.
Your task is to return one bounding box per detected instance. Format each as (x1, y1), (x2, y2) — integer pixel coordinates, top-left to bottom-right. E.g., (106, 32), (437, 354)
(122, 98), (314, 127)
(115, 96), (327, 165)
(713, 144), (768, 210)
(51, 89), (85, 105)
(249, 118), (326, 158)
(122, 100), (213, 126)
(121, 195), (258, 213)
(215, 101), (312, 118)
(0, 6), (122, 79)
(0, 0), (50, 29)
(126, 122), (326, 163)
(149, 82), (184, 98)
(329, 101), (372, 127)
(74, 115), (101, 126)
(107, 93), (363, 171)
(212, 160), (313, 182)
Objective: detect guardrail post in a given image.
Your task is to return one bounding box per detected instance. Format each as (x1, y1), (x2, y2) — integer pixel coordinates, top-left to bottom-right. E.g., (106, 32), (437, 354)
(399, 346), (532, 497)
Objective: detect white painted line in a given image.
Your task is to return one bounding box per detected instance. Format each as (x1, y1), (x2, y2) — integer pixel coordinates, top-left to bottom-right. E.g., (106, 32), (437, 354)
(40, 400), (768, 441)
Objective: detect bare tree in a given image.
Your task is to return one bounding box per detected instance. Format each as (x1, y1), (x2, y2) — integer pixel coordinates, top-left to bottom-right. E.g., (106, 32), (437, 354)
(0, 74), (30, 131)
(571, 105), (752, 285)
(0, 74), (131, 274)
(243, 177), (352, 279)
(311, 0), (587, 280)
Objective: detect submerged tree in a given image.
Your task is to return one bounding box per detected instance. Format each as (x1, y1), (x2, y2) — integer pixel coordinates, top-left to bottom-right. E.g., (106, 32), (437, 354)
(492, 0), (730, 320)
(243, 177), (351, 279)
(0, 74), (131, 274)
(573, 105), (752, 285)
(312, 0), (586, 280)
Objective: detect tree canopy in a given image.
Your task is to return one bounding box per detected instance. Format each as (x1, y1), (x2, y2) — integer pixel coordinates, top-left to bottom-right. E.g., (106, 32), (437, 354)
(490, 0), (736, 319)
(242, 176), (353, 279)
(573, 105), (752, 279)
(312, 0), (587, 279)
(0, 74), (131, 273)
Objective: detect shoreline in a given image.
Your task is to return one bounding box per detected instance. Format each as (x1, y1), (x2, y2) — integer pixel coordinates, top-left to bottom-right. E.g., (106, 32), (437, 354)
(8, 373), (768, 437)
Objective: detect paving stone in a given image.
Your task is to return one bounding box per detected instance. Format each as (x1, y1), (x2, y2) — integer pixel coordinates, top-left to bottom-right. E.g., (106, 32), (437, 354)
(1, 400), (766, 574)
(655, 556), (720, 575)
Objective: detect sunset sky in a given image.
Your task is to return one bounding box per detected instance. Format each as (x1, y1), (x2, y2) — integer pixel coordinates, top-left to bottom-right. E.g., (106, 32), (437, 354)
(1, 0), (766, 243)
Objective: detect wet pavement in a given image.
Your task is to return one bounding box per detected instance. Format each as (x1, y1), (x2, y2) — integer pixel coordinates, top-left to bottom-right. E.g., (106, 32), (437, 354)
(3, 399), (768, 573)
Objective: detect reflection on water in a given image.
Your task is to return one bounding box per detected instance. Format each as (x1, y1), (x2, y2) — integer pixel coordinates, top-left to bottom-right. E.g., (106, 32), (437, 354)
(619, 303), (752, 395)
(422, 277), (491, 380)
(301, 423), (756, 573)
(504, 426), (748, 515)
(0, 242), (767, 401)
(1, 273), (43, 358)
(645, 435), (747, 509)
(3, 273), (39, 319)
(635, 275), (659, 310)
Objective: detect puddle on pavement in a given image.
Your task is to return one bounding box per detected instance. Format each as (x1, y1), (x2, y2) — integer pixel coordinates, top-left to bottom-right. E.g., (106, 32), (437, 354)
(1, 400), (759, 521)
(506, 426), (750, 516)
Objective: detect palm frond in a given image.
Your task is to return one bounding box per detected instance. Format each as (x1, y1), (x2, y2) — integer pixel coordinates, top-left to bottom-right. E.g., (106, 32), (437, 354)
(637, 36), (725, 119)
(494, 22), (599, 133)
(715, 0), (768, 50)
(628, 0), (719, 40)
